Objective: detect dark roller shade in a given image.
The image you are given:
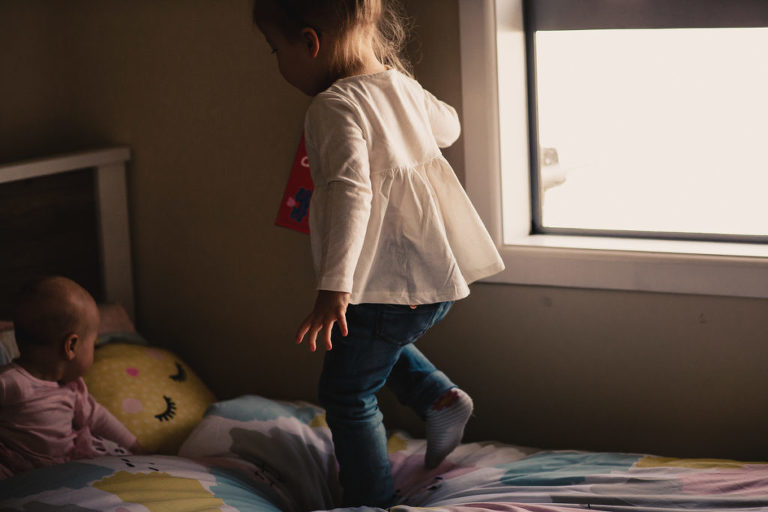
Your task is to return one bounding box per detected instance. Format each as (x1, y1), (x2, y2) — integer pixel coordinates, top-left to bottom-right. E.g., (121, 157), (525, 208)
(526, 0), (768, 30)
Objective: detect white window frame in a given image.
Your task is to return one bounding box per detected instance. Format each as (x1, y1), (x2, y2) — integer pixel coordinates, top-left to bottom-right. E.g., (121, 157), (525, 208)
(458, 0), (768, 299)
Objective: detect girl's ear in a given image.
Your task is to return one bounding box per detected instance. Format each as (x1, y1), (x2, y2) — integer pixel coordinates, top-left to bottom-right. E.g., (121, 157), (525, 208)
(301, 27), (321, 58)
(63, 334), (79, 361)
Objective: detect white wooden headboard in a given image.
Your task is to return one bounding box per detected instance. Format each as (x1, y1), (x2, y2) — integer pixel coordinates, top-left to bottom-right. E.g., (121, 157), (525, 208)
(0, 147), (135, 320)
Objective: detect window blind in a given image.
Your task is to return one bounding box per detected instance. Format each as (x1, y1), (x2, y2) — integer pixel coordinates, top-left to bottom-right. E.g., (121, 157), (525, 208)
(526, 0), (768, 31)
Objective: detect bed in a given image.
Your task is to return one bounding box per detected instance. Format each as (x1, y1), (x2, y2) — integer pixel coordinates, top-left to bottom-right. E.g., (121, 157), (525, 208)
(2, 149), (768, 511)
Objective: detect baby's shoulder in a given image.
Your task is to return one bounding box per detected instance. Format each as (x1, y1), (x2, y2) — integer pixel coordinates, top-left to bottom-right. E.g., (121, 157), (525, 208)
(0, 362), (20, 383)
(0, 364), (24, 402)
(0, 364), (64, 404)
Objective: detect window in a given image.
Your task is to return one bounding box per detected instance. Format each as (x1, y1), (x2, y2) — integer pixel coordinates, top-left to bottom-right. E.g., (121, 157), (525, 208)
(458, 0), (768, 298)
(533, 27), (768, 241)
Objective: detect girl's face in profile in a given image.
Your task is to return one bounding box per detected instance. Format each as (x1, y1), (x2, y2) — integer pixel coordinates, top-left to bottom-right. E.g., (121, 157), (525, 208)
(260, 24), (320, 96)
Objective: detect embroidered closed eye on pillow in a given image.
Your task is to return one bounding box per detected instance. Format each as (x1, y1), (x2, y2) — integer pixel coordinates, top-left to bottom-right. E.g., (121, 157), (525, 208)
(83, 343), (216, 454)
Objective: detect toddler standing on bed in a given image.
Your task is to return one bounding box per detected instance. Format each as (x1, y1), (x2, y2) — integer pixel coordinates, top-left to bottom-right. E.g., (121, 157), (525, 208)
(0, 276), (140, 479)
(254, 0), (504, 506)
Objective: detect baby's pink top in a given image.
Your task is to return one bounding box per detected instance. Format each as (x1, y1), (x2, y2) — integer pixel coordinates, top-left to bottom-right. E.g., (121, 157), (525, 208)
(0, 362), (137, 479)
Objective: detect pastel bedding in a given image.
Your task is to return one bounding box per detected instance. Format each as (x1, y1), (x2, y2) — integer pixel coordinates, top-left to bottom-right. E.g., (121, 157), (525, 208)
(2, 394), (768, 512)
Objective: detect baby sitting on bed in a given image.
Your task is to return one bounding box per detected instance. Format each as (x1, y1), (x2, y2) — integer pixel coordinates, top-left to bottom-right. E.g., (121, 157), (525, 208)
(0, 276), (140, 479)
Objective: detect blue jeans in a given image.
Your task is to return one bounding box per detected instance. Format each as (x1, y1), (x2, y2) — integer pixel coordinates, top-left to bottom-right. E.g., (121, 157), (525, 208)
(319, 301), (455, 508)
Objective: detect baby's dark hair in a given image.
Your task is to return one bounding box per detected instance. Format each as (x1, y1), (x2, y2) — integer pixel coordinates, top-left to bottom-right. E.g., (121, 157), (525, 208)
(254, 0), (413, 78)
(12, 276), (86, 348)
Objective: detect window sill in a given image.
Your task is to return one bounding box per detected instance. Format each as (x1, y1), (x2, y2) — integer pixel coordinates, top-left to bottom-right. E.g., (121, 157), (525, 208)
(487, 235), (768, 299)
(508, 234), (768, 258)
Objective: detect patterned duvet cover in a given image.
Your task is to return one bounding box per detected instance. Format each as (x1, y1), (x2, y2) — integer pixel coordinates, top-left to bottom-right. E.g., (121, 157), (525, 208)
(2, 394), (767, 512)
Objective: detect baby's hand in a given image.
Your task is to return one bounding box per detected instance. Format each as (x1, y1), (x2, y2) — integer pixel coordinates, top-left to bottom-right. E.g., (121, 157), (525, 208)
(295, 290), (350, 352)
(129, 440), (148, 455)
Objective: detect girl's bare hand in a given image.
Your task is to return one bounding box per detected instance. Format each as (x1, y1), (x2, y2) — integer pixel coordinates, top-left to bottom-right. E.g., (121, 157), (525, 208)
(295, 290), (350, 352)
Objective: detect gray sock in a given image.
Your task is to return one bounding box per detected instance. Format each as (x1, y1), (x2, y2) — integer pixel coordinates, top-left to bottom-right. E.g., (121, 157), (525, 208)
(424, 388), (473, 469)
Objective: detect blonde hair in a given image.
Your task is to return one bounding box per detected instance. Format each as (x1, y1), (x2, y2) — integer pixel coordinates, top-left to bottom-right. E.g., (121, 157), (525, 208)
(253, 0), (413, 79)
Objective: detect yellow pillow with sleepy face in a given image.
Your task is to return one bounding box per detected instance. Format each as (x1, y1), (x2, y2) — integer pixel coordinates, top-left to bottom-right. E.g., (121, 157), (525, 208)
(83, 343), (216, 454)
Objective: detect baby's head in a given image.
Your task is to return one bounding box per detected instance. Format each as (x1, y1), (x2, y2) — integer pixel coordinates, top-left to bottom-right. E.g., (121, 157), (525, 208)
(253, 0), (411, 94)
(12, 276), (100, 382)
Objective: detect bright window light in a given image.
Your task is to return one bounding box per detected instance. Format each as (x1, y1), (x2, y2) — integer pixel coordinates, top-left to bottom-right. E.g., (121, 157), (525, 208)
(534, 28), (768, 239)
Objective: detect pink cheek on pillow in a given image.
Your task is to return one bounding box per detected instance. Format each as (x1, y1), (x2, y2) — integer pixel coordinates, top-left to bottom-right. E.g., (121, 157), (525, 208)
(126, 367), (139, 377)
(122, 398), (143, 414)
(147, 349), (165, 360)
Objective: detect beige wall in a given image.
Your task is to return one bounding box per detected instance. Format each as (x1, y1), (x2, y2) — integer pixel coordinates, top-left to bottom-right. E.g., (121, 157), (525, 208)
(2, 0), (767, 461)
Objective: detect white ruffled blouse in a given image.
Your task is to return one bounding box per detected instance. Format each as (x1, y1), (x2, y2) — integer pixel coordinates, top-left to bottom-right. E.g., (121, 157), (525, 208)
(304, 69), (504, 305)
